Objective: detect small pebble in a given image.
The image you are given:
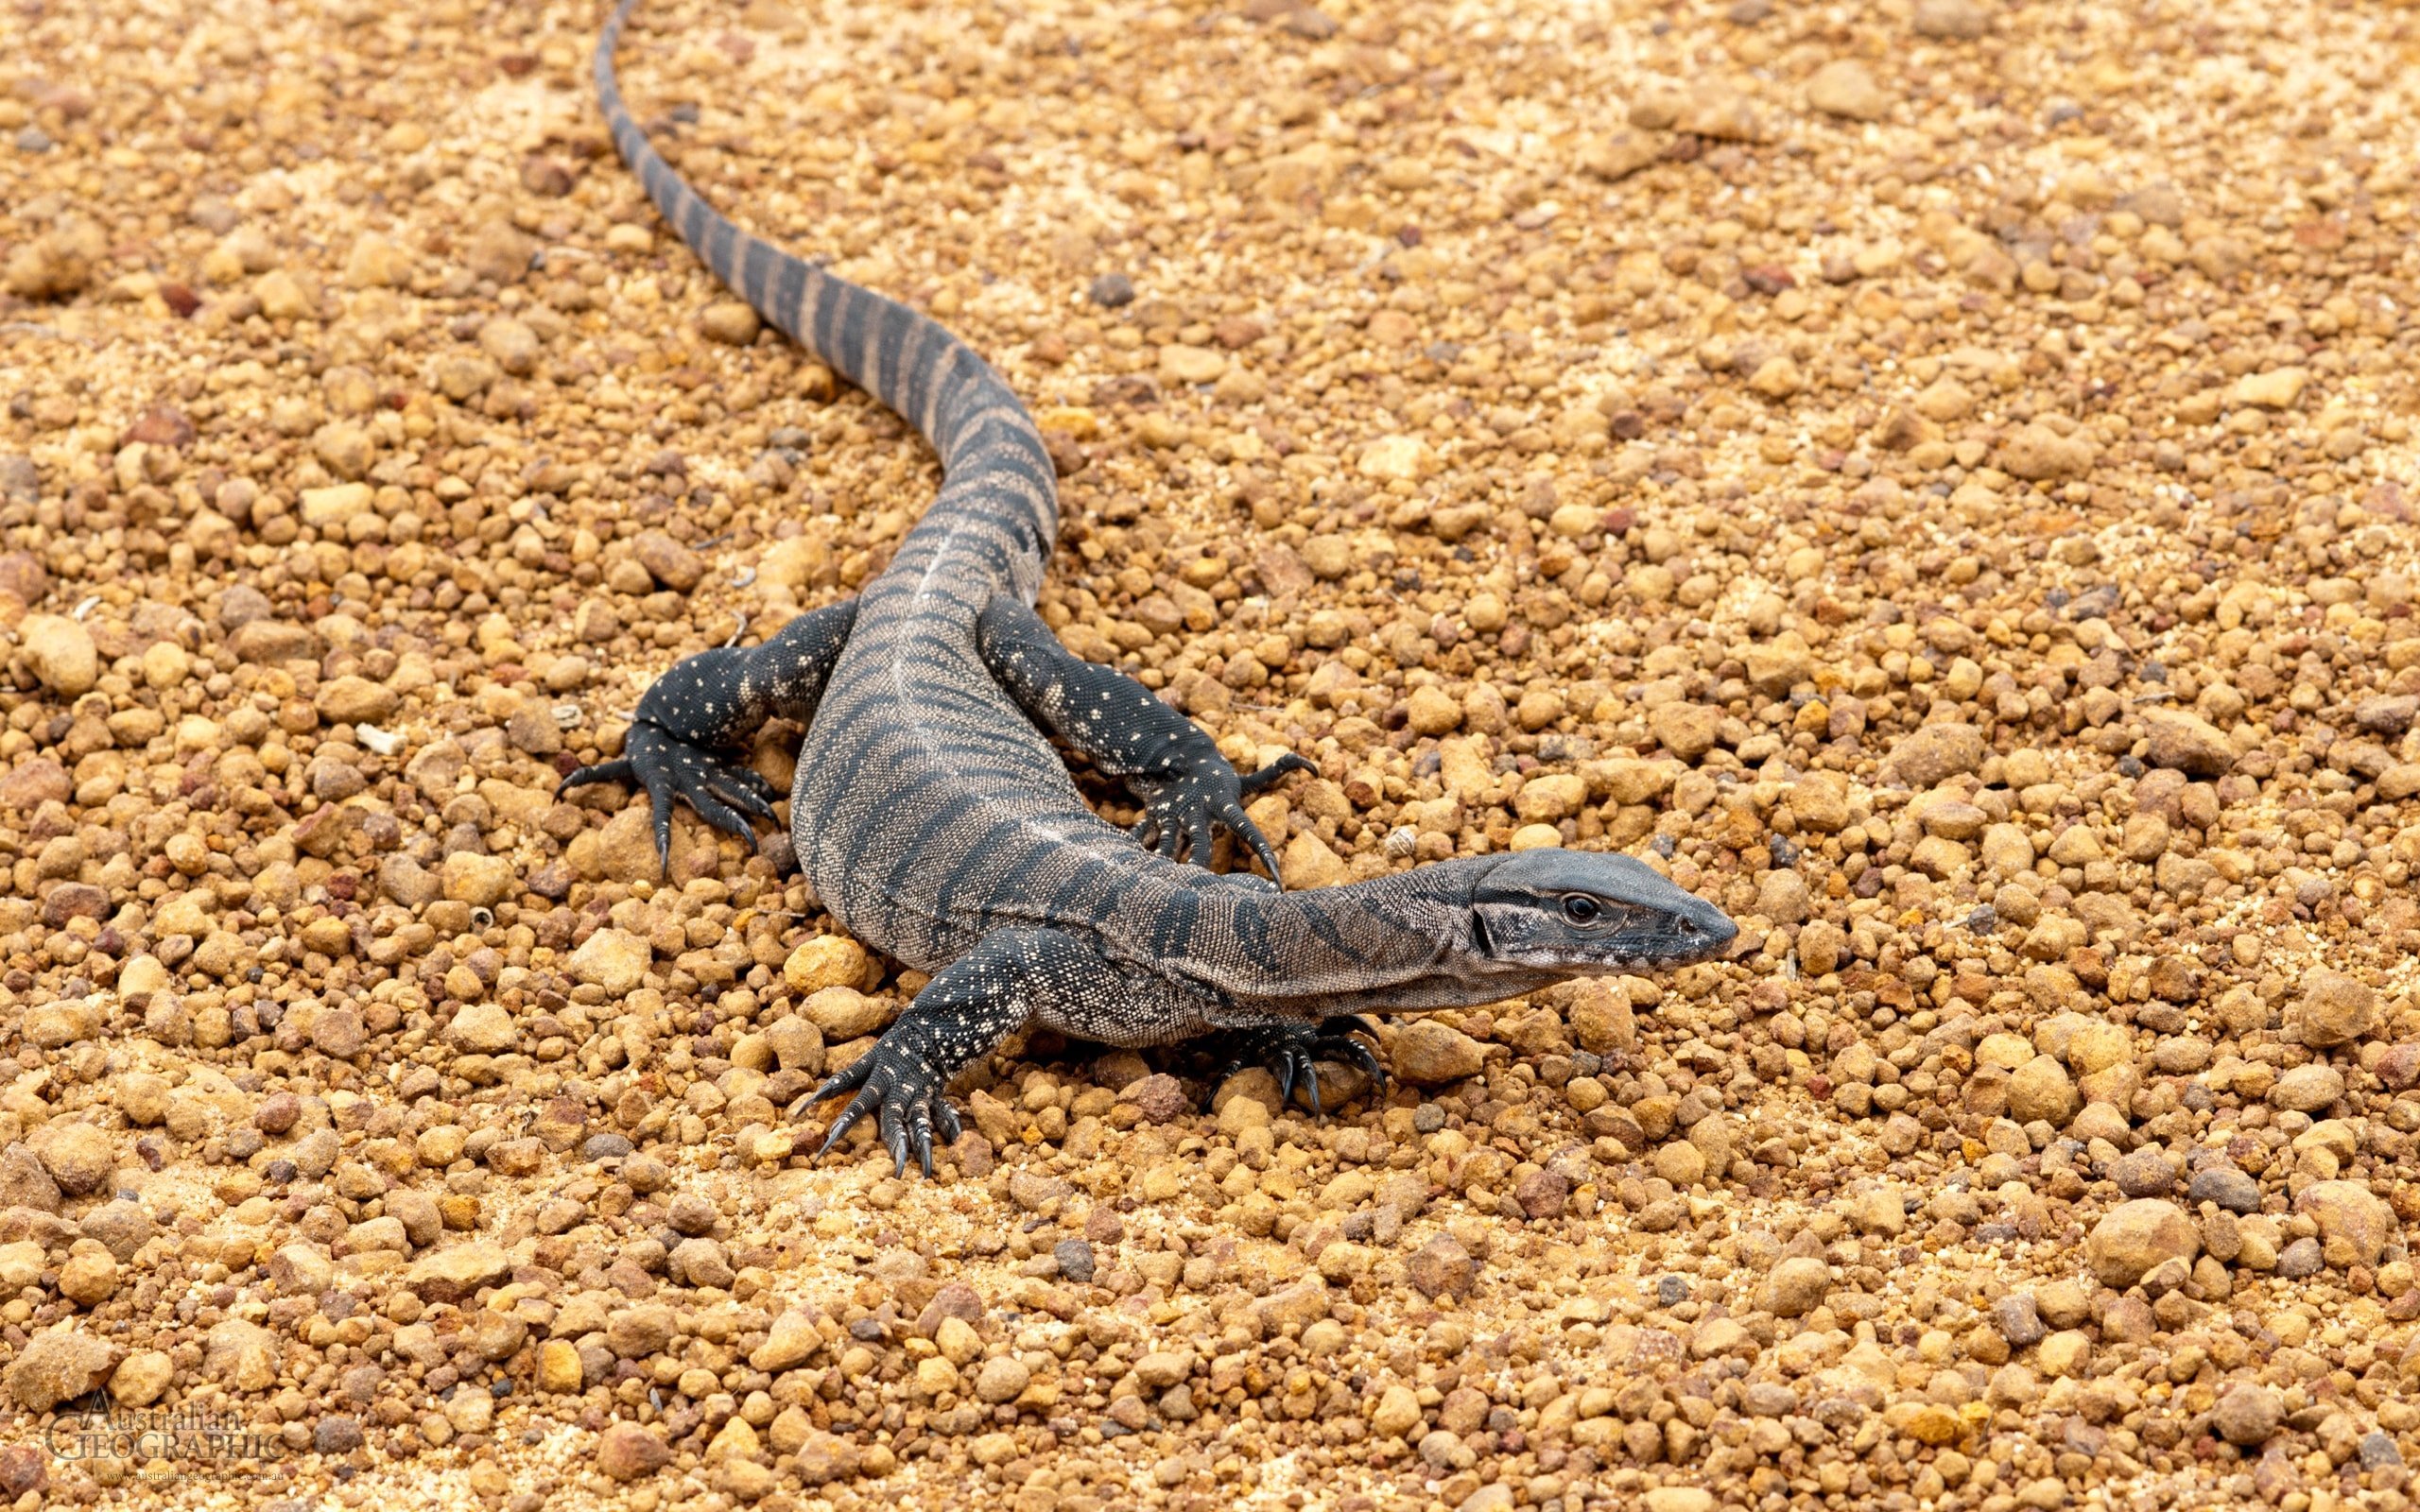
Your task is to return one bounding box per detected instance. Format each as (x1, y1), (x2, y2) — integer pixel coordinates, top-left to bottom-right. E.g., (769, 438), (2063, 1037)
(2187, 1166), (2262, 1214)
(2212, 1384), (2282, 1446)
(2276, 1237), (2325, 1279)
(2109, 1149), (2176, 1198)
(1053, 1238), (1097, 1283)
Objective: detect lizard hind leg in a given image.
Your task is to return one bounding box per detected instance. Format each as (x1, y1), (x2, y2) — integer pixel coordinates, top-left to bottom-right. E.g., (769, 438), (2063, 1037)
(976, 595), (1310, 883)
(1208, 1016), (1387, 1117)
(559, 716), (784, 858)
(557, 598), (857, 874)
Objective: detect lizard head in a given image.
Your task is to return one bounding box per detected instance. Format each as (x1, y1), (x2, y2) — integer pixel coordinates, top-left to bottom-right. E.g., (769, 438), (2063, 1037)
(1463, 848), (1737, 972)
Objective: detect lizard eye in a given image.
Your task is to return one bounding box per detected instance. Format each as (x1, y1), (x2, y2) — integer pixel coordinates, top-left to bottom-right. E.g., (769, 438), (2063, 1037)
(1560, 894), (1602, 924)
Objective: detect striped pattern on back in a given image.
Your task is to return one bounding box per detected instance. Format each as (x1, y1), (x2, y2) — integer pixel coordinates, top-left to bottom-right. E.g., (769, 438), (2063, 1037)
(595, 0), (1297, 974)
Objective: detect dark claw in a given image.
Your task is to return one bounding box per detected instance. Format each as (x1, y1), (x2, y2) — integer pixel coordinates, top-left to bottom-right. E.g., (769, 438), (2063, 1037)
(1329, 1036), (1387, 1091)
(1239, 751), (1313, 795)
(808, 1057), (872, 1103)
(804, 1039), (959, 1179)
(642, 765), (678, 872)
(685, 786), (758, 845)
(816, 1089), (874, 1159)
(710, 774), (782, 827)
(708, 763), (786, 814)
(804, 1058), (874, 1156)
(556, 757), (635, 797)
(879, 1102), (909, 1177)
(736, 765), (786, 802)
(1209, 1020), (1388, 1117)
(1224, 802), (1286, 885)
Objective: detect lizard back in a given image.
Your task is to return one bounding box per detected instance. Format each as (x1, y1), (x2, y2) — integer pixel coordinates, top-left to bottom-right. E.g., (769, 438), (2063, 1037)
(594, 0), (1254, 969)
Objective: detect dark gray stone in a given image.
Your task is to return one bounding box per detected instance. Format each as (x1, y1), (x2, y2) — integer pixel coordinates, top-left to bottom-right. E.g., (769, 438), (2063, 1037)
(2187, 1165), (2261, 1214)
(1054, 1238), (1097, 1284)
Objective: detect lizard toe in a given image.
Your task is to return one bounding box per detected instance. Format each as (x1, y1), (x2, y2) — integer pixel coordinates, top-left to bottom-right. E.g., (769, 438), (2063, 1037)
(1223, 801), (1286, 886)
(1319, 1033), (1387, 1091)
(707, 771), (783, 828)
(879, 1101), (911, 1177)
(1211, 1022), (1378, 1118)
(908, 1106), (937, 1178)
(722, 764), (787, 808)
(684, 784), (760, 846)
(637, 762), (678, 876)
(1184, 811), (1218, 868)
(555, 757), (635, 798)
(1291, 1048), (1325, 1117)
(1270, 1048), (1299, 1107)
(804, 1055), (873, 1108)
(808, 1037), (956, 1178)
(815, 1088), (877, 1159)
(1238, 751), (1313, 795)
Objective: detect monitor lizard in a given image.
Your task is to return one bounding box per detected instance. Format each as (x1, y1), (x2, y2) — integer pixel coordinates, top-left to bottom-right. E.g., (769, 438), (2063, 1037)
(565, 0), (1741, 1177)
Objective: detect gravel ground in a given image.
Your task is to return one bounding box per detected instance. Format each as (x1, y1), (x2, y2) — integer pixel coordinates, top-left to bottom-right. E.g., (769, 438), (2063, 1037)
(3, 0), (2419, 1508)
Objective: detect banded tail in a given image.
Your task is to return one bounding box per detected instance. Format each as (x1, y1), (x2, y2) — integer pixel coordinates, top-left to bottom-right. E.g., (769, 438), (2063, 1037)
(592, 0), (1057, 565)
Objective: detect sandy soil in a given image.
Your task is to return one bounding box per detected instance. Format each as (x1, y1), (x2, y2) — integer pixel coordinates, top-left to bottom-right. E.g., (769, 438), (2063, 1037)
(2, 0), (2419, 1509)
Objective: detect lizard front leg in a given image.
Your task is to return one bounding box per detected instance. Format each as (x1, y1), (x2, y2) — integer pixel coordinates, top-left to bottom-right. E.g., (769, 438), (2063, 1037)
(804, 927), (1108, 1177)
(1022, 951), (1384, 1114)
(560, 598), (856, 872)
(1207, 1015), (1388, 1116)
(976, 594), (1308, 883)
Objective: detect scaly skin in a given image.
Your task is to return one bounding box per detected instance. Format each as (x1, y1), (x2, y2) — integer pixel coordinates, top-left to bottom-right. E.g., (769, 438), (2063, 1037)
(566, 0), (1741, 1178)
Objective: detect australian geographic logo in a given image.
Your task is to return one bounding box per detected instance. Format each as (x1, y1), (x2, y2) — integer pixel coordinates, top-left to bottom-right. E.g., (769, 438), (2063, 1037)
(43, 1400), (281, 1466)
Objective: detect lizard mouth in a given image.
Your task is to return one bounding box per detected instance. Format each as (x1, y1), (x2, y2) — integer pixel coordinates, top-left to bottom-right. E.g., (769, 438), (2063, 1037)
(1466, 902), (1738, 973)
(1466, 850), (1739, 971)
(1577, 904), (1738, 971)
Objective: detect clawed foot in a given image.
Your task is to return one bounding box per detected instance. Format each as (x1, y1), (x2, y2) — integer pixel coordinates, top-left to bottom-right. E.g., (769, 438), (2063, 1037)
(801, 1031), (965, 1178)
(1210, 1015), (1386, 1117)
(558, 721), (786, 873)
(1132, 753), (1312, 883)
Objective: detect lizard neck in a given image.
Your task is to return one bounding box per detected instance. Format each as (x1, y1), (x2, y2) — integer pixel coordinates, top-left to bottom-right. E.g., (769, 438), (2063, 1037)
(1183, 864), (1563, 1016)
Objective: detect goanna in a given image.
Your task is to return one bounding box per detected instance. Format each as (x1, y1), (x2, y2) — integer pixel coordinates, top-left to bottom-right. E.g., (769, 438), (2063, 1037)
(564, 0), (1741, 1177)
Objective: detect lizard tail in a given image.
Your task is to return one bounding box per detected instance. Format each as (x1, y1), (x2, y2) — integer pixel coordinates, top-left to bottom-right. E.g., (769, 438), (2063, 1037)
(593, 0), (1058, 568)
